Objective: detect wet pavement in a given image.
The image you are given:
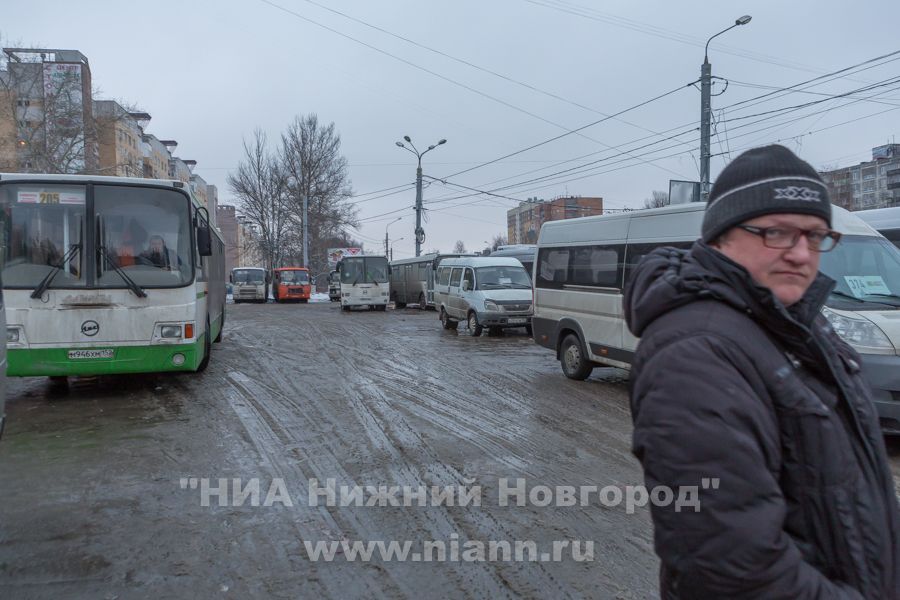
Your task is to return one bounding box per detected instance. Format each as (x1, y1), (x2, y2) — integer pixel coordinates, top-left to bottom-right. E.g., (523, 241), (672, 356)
(1, 301), (899, 599)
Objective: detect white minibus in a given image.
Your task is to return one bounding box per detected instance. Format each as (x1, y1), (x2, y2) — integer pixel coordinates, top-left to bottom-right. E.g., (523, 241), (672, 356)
(856, 206), (900, 249)
(532, 203), (900, 432)
(337, 254), (390, 311)
(230, 267), (268, 303)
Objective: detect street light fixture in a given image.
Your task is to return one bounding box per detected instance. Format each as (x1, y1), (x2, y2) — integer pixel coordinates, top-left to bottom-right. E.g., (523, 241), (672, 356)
(395, 136), (448, 257)
(385, 217), (402, 256)
(700, 15), (751, 202)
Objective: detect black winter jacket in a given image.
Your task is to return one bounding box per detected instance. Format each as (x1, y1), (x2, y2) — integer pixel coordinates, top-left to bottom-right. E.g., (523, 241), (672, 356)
(624, 241), (900, 600)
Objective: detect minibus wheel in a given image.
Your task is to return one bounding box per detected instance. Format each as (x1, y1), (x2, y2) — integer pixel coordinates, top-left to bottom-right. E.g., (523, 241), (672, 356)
(560, 334), (592, 380)
(418, 293), (426, 308)
(467, 312), (483, 337)
(440, 308), (457, 330)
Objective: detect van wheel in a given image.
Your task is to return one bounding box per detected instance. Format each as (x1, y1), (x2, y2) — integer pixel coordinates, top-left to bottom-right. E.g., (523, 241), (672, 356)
(560, 334), (592, 380)
(197, 318), (212, 372)
(440, 308), (457, 330)
(467, 312), (483, 337)
(342, 305), (351, 312)
(418, 293), (426, 309)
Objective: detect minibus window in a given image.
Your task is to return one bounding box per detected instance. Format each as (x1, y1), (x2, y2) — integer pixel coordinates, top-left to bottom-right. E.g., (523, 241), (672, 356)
(536, 248), (569, 289)
(450, 268), (462, 287)
(438, 267), (451, 286)
(570, 246), (619, 287)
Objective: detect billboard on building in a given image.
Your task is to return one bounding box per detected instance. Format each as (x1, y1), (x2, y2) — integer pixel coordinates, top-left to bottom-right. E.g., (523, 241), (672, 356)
(328, 247), (363, 267)
(873, 145), (895, 160)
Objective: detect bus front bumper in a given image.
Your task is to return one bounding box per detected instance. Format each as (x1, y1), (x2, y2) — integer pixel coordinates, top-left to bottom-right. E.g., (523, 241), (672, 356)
(7, 341), (204, 377)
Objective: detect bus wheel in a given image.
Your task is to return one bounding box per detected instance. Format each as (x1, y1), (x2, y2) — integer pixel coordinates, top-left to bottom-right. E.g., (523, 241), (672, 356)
(418, 293), (426, 309)
(197, 318), (212, 372)
(560, 334), (592, 380)
(467, 312), (483, 337)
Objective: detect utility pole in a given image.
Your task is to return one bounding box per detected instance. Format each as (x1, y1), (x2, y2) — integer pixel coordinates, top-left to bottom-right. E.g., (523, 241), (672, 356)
(396, 136), (447, 257)
(700, 15), (752, 203)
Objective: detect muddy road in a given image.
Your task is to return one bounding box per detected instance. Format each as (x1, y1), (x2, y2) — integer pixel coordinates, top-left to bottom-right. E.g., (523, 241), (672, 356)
(2, 301), (899, 599)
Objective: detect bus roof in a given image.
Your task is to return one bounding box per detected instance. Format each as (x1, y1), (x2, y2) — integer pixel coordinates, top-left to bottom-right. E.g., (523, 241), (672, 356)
(274, 266), (309, 271)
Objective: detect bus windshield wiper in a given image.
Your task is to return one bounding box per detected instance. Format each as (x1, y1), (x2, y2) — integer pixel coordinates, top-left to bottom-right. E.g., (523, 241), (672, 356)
(31, 244), (81, 299)
(97, 246), (147, 298)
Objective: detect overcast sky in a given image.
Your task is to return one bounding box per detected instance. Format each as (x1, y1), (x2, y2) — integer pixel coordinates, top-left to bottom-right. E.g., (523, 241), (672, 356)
(6, 1), (900, 257)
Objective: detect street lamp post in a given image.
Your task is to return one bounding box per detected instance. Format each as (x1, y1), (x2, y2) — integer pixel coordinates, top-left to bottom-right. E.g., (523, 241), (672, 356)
(700, 15), (751, 203)
(384, 217), (401, 257)
(388, 237), (404, 261)
(395, 136), (447, 257)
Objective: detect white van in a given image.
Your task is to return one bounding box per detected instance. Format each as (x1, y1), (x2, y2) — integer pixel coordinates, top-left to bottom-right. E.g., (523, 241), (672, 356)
(230, 267), (269, 303)
(488, 245), (537, 277)
(533, 203), (900, 432)
(434, 257), (533, 336)
(856, 206), (900, 249)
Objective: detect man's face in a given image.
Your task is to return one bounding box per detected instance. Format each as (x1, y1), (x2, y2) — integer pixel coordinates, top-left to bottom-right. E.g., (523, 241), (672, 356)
(150, 239), (164, 254)
(712, 213), (826, 306)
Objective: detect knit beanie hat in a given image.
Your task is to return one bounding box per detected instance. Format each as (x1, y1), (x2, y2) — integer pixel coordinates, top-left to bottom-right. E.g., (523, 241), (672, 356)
(701, 144), (831, 243)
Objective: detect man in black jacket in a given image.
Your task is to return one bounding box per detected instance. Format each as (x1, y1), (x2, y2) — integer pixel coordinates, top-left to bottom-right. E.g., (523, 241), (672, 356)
(624, 145), (900, 599)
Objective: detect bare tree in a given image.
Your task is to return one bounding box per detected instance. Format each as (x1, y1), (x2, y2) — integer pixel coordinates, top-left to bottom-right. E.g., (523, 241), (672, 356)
(280, 113), (358, 276)
(643, 190), (670, 209)
(227, 130), (292, 273)
(0, 48), (98, 173)
(453, 240), (467, 253)
(491, 234), (508, 251)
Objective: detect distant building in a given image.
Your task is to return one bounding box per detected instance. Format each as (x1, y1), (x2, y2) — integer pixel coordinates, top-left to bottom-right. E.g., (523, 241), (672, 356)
(217, 205), (241, 274)
(820, 144), (900, 211)
(141, 133), (170, 179)
(507, 195), (603, 244)
(94, 100), (144, 177)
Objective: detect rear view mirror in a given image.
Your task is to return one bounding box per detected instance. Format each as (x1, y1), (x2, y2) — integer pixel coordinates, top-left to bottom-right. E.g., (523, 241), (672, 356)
(197, 226), (212, 256)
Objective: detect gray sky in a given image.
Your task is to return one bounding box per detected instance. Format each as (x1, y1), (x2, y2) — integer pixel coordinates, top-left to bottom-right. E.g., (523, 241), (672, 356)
(6, 1), (900, 258)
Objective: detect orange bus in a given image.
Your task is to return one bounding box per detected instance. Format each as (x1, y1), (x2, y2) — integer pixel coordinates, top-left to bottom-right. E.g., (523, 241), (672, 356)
(272, 267), (311, 303)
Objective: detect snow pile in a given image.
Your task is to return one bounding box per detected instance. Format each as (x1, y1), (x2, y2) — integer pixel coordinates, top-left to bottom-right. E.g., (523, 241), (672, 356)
(310, 293), (331, 303)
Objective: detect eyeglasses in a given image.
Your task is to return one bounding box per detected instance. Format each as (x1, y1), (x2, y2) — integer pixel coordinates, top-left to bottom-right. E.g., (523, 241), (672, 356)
(736, 224), (841, 252)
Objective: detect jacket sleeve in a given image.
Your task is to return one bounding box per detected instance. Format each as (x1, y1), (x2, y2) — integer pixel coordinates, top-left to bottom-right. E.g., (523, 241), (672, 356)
(631, 333), (863, 600)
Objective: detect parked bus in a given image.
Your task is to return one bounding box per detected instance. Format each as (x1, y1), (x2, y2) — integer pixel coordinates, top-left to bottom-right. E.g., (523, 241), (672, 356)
(337, 254), (389, 311)
(389, 253), (472, 309)
(327, 270), (341, 302)
(231, 267), (268, 303)
(532, 202), (900, 432)
(272, 266), (311, 303)
(0, 173), (225, 377)
(857, 206), (900, 248)
(488, 244), (537, 277)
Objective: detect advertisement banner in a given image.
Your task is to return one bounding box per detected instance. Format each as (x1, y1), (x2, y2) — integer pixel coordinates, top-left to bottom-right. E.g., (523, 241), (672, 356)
(328, 247), (363, 267)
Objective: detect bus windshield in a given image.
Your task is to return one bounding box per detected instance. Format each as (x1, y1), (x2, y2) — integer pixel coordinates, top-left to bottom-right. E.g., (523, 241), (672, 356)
(820, 235), (900, 308)
(233, 269), (266, 284)
(341, 257), (389, 284)
(0, 183), (193, 289)
(280, 270), (309, 284)
(476, 266), (531, 289)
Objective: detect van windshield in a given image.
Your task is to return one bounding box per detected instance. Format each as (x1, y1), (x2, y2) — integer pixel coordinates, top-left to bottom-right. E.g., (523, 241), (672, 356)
(233, 269), (265, 284)
(476, 266), (531, 289)
(819, 235), (900, 309)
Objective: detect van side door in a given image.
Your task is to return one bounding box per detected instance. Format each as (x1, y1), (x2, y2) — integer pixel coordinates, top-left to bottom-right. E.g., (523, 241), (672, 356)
(448, 267), (464, 318)
(461, 267), (476, 314)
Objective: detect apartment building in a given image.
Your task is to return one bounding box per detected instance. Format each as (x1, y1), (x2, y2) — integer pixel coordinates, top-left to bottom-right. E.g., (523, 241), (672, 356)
(94, 100), (144, 177)
(0, 48), (97, 173)
(507, 195), (604, 244)
(820, 144), (900, 211)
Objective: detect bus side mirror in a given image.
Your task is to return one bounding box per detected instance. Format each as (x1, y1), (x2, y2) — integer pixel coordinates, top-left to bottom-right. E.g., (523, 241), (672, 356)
(197, 225), (212, 256)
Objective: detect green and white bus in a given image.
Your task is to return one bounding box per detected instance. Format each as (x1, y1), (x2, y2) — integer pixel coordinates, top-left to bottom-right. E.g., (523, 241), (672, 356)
(0, 173), (225, 377)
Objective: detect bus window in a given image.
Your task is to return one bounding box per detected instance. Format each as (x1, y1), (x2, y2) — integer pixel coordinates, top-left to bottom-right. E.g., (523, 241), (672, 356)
(95, 185), (192, 288)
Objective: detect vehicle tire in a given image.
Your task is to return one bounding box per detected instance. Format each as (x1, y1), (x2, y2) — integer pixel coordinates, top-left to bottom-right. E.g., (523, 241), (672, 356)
(377, 304), (387, 311)
(467, 312), (483, 337)
(301, 299), (308, 304)
(196, 318), (212, 372)
(396, 301), (407, 309)
(418, 292), (426, 309)
(342, 305), (351, 312)
(525, 324), (533, 336)
(440, 308), (457, 330)
(560, 333), (592, 380)
(214, 312), (223, 343)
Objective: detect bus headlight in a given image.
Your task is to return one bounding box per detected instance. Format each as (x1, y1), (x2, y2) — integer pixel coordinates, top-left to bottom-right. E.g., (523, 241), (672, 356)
(6, 327), (19, 343)
(160, 325), (182, 339)
(822, 307), (893, 350)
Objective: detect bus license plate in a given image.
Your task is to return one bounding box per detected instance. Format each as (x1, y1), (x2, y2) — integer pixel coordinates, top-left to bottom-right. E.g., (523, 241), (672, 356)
(68, 349), (114, 360)
(508, 318), (527, 325)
